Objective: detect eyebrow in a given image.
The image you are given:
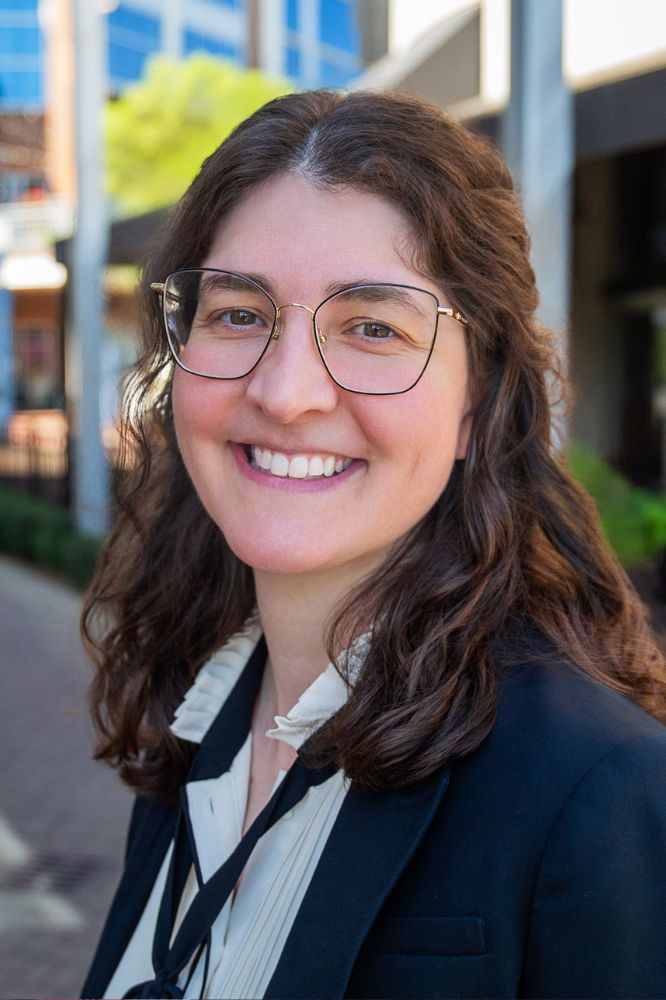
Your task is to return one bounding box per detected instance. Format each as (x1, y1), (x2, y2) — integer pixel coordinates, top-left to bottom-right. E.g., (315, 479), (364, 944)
(221, 270), (436, 309)
(200, 271), (263, 293)
(326, 281), (438, 320)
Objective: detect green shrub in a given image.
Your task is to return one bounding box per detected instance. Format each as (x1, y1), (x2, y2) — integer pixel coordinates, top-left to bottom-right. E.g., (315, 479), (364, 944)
(61, 531), (105, 590)
(0, 486), (103, 590)
(566, 443), (666, 566)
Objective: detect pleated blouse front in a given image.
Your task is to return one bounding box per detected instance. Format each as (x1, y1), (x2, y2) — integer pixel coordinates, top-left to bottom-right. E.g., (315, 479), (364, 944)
(105, 619), (366, 1000)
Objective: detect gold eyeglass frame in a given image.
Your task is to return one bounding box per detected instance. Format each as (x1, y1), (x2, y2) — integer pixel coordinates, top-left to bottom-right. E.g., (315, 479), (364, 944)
(151, 268), (468, 396)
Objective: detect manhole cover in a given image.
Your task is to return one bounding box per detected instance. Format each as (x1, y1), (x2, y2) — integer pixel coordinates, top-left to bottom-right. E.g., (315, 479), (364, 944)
(0, 851), (114, 894)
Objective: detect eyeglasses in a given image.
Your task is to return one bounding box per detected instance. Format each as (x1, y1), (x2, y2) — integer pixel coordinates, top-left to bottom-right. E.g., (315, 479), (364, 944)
(151, 268), (468, 396)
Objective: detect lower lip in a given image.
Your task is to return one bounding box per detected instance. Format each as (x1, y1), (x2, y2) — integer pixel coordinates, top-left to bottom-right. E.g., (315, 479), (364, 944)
(230, 443), (365, 492)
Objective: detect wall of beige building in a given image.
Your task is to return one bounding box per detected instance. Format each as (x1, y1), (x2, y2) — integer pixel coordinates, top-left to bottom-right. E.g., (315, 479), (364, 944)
(42, 0), (76, 202)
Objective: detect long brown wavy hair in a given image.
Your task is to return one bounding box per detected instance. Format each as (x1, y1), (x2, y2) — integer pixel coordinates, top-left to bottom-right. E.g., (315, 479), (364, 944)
(83, 89), (666, 801)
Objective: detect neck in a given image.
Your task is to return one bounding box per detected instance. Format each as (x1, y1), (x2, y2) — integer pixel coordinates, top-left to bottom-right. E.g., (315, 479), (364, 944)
(252, 560), (378, 719)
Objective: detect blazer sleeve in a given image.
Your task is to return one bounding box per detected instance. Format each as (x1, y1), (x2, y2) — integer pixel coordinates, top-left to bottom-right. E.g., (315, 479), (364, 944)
(81, 794), (178, 999)
(124, 793), (155, 863)
(521, 730), (666, 999)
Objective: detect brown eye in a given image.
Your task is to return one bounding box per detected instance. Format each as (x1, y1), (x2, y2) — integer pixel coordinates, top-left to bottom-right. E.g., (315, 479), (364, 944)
(225, 309), (260, 326)
(348, 321), (396, 340)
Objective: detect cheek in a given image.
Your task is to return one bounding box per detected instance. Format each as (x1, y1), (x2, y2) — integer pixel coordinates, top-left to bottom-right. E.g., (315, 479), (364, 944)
(171, 370), (231, 445)
(363, 386), (465, 484)
(172, 371), (204, 439)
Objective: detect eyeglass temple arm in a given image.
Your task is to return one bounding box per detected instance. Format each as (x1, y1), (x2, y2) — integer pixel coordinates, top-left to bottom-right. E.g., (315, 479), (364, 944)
(437, 306), (468, 326)
(151, 282), (183, 308)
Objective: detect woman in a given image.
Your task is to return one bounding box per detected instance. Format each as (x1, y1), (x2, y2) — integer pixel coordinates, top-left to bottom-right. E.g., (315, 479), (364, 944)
(81, 90), (666, 1000)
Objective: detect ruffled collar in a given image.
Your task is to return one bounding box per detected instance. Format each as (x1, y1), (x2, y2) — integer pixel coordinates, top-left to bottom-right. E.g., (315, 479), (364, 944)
(170, 617), (369, 751)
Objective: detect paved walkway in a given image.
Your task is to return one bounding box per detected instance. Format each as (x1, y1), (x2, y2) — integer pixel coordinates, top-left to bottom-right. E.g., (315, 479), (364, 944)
(0, 556), (132, 999)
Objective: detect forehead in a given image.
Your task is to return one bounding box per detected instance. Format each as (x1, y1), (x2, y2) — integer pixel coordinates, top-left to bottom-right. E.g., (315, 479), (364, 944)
(203, 173), (432, 297)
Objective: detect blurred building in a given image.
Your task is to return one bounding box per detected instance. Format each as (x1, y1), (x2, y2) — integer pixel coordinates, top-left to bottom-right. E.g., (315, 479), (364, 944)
(357, 0), (666, 490)
(4, 0), (665, 505)
(101, 0), (367, 94)
(1, 0), (369, 111)
(0, 0), (383, 439)
(3, 0), (372, 203)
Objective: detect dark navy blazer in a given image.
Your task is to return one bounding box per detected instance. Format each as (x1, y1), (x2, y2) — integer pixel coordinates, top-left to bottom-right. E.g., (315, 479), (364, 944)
(82, 644), (666, 999)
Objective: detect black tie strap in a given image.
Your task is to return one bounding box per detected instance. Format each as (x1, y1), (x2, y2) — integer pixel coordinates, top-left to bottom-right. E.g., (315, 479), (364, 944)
(123, 971), (184, 999)
(123, 753), (337, 999)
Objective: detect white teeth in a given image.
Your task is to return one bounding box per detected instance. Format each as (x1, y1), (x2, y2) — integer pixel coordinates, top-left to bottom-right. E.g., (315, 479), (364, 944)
(270, 452), (289, 477)
(288, 456), (309, 479)
(249, 446), (354, 480)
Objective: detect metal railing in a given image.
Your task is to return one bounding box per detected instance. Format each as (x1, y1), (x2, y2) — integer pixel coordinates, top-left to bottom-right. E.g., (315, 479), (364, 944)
(0, 410), (70, 508)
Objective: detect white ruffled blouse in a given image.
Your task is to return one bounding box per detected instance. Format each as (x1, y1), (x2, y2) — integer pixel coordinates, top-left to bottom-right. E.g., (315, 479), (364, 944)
(105, 618), (367, 1000)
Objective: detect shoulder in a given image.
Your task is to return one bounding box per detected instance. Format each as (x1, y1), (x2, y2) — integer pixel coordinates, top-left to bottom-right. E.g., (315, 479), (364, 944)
(494, 625), (666, 757)
(496, 653), (666, 997)
(449, 627), (666, 825)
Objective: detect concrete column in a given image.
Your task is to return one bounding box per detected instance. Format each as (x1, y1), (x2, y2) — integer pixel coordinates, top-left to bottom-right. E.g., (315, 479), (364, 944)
(162, 0), (183, 60)
(501, 0), (574, 342)
(257, 0), (285, 78)
(0, 286), (14, 435)
(0, 217), (13, 432)
(41, 0), (77, 202)
(0, 272), (13, 434)
(299, 0), (320, 87)
(68, 0), (109, 535)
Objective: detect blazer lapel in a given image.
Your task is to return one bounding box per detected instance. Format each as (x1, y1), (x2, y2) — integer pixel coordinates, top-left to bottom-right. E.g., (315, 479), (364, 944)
(265, 764), (452, 1000)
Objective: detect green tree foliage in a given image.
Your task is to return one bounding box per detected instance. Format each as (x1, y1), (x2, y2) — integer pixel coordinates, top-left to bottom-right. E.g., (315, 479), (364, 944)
(105, 54), (290, 216)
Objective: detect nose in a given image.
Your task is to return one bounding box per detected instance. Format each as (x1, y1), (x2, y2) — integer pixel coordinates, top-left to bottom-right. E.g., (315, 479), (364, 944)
(244, 303), (339, 423)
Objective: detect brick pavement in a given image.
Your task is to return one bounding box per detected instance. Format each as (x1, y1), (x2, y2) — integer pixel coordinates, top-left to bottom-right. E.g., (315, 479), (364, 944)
(0, 556), (132, 999)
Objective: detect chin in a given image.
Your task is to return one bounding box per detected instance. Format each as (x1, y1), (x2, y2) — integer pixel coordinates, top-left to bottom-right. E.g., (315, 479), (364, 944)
(222, 531), (338, 577)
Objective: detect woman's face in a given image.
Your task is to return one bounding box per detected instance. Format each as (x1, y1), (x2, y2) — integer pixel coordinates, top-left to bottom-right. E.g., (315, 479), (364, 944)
(172, 173), (474, 580)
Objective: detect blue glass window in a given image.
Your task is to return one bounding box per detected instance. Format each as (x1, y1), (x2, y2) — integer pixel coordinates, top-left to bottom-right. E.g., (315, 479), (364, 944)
(107, 3), (161, 85)
(0, 69), (41, 106)
(286, 0), (299, 31)
(319, 59), (357, 88)
(286, 45), (302, 79)
(204, 0), (242, 6)
(319, 0), (360, 55)
(108, 5), (160, 41)
(183, 30), (239, 60)
(0, 8), (41, 49)
(108, 43), (149, 83)
(0, 25), (40, 55)
(0, 1), (43, 109)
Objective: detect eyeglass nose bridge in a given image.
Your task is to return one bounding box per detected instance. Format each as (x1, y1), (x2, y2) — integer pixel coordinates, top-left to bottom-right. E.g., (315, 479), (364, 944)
(272, 302), (327, 345)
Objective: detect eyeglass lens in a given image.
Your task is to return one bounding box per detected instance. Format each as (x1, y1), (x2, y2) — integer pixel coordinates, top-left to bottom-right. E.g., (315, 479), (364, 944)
(163, 269), (439, 394)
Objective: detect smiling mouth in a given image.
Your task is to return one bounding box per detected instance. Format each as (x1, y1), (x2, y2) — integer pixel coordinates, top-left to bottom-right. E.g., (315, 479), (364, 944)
(243, 444), (354, 480)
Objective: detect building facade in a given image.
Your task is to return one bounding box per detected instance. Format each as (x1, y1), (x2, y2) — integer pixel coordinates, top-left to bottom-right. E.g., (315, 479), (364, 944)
(357, 0), (666, 492)
(0, 0), (364, 116)
(0, 0), (372, 427)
